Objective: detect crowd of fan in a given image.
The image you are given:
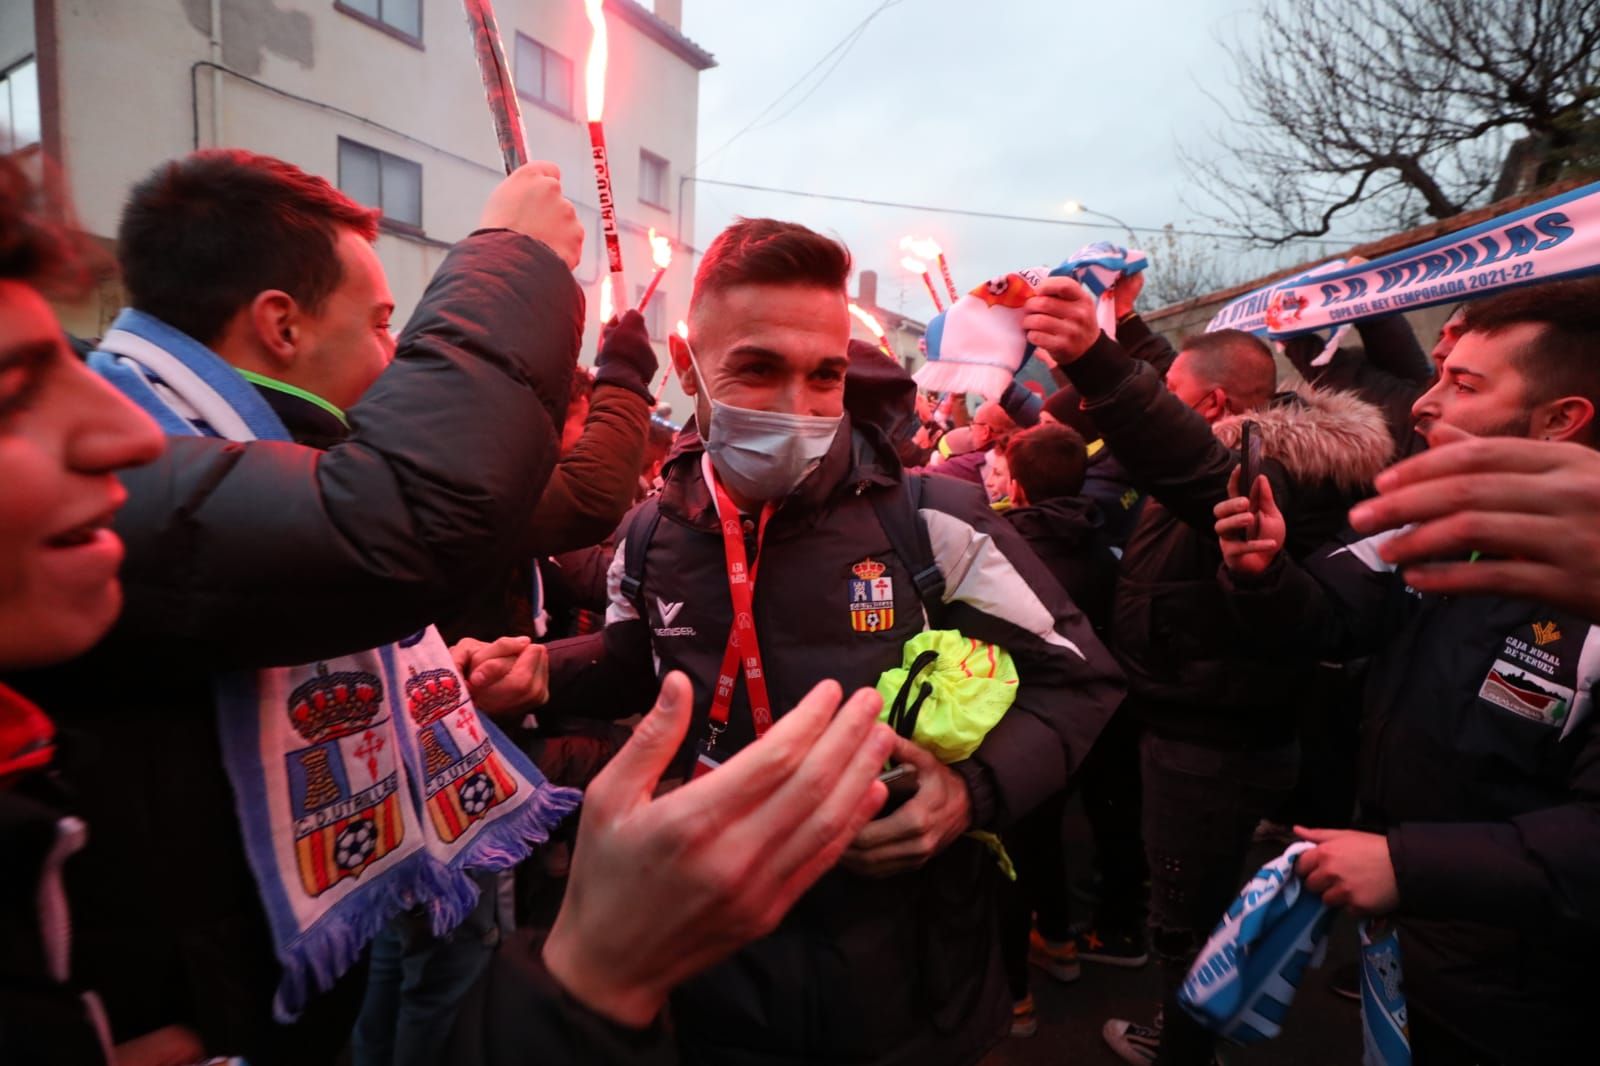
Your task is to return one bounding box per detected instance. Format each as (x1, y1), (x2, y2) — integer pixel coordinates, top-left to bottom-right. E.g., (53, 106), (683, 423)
(2, 146), (1597, 1066)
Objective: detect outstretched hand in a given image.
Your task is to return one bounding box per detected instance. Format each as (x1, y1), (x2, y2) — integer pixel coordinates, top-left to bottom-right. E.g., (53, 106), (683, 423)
(1349, 423), (1600, 622)
(1112, 270), (1145, 319)
(1022, 276), (1101, 366)
(1213, 466), (1285, 577)
(541, 673), (896, 1026)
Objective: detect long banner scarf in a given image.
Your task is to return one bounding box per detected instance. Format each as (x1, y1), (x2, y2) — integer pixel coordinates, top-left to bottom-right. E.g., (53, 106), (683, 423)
(1206, 260), (1348, 337)
(1179, 842), (1409, 1065)
(1207, 260), (1352, 367)
(90, 309), (580, 1019)
(1248, 180), (1600, 343)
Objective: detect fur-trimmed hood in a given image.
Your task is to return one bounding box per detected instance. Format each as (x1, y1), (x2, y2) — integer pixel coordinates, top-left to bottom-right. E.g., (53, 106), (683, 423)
(1212, 386), (1392, 494)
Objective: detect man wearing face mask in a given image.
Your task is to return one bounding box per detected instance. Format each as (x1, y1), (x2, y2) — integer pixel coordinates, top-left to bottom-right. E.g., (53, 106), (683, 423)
(545, 218), (1124, 1066)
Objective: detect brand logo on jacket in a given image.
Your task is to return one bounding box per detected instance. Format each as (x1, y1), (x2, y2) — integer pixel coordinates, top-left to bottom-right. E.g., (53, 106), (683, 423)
(1477, 624), (1574, 729)
(1477, 659), (1573, 728)
(848, 558), (895, 633)
(653, 596), (695, 638)
(1532, 620), (1562, 646)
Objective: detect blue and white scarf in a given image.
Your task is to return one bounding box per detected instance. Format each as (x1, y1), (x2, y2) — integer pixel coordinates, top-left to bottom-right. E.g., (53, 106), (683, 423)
(1179, 842), (1410, 1065)
(1050, 241), (1149, 342)
(1262, 180), (1600, 340)
(1206, 260), (1352, 368)
(91, 310), (580, 1020)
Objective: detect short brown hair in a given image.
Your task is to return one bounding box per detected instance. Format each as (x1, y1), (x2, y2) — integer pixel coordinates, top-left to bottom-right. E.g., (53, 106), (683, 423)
(1176, 329), (1277, 409)
(1461, 277), (1600, 406)
(691, 218), (850, 308)
(1006, 423), (1089, 502)
(0, 152), (106, 300)
(118, 149), (380, 346)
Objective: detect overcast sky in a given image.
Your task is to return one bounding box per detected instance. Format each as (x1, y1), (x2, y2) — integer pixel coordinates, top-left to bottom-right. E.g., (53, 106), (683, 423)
(675, 0), (1350, 317)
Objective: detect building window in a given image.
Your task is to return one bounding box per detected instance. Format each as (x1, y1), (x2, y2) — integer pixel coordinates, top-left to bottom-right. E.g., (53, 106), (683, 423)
(335, 0), (422, 47)
(634, 285), (667, 341)
(639, 150), (669, 210)
(0, 57), (40, 153)
(514, 33), (574, 117)
(338, 138), (423, 230)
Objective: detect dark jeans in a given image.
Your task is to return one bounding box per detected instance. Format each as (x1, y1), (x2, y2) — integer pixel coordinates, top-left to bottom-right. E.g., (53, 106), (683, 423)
(351, 871), (504, 1066)
(1275, 661), (1362, 830)
(1140, 731), (1298, 1066)
(1000, 792), (1072, 1000)
(1080, 709), (1148, 934)
(998, 711), (1149, 1000)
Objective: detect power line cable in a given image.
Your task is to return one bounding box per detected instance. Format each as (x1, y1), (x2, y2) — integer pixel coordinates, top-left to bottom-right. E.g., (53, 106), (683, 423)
(691, 0), (902, 174)
(685, 176), (1354, 246)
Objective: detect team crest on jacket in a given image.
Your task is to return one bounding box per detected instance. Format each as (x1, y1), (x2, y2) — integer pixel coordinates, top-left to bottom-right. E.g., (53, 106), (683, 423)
(285, 663), (404, 897)
(406, 667), (520, 844)
(849, 559), (895, 633)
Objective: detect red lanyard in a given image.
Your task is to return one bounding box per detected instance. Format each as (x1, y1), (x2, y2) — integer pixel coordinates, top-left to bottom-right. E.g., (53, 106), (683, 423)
(705, 471), (777, 751)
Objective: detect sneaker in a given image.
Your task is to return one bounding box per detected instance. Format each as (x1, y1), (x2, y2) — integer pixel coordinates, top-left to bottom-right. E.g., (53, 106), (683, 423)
(1073, 926), (1150, 968)
(1010, 994), (1039, 1038)
(1027, 928), (1081, 983)
(1329, 960), (1361, 1002)
(1102, 1014), (1162, 1065)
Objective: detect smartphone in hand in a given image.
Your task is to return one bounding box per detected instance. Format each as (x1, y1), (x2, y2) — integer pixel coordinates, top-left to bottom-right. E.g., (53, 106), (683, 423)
(873, 763), (920, 820)
(1239, 419), (1263, 539)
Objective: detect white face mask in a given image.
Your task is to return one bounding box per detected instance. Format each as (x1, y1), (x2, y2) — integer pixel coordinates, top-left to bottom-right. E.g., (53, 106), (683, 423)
(684, 341), (843, 502)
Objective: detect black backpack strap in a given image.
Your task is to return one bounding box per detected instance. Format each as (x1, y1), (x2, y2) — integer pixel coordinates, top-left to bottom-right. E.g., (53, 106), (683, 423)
(618, 497), (663, 616)
(869, 474), (947, 624)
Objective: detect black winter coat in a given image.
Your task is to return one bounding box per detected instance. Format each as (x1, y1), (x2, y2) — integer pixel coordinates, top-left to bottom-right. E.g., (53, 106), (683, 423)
(6, 230), (583, 1061)
(1002, 495), (1117, 633)
(1061, 333), (1392, 747)
(1225, 539), (1600, 1061)
(1284, 313), (1434, 458)
(547, 418), (1125, 1066)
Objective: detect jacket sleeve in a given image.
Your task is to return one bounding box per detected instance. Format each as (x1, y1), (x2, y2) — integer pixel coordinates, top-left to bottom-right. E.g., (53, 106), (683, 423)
(478, 931), (677, 1066)
(917, 477), (1126, 830)
(1000, 380), (1043, 427)
(528, 383), (651, 556)
(1388, 718), (1600, 932)
(1061, 334), (1239, 533)
(542, 534), (661, 722)
(1356, 313), (1433, 385)
(1285, 317), (1428, 453)
(108, 230), (582, 667)
(1114, 312), (1180, 377)
(1220, 527), (1410, 661)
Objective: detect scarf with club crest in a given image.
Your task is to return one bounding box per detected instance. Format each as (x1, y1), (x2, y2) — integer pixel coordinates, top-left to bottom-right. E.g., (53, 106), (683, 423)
(89, 309), (580, 1020)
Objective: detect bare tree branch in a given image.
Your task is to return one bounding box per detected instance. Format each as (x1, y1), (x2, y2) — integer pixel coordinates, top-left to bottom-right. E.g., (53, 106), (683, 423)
(1183, 0), (1600, 246)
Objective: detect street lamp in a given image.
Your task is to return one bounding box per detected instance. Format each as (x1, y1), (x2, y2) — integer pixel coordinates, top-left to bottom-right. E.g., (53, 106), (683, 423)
(1063, 201), (1137, 246)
